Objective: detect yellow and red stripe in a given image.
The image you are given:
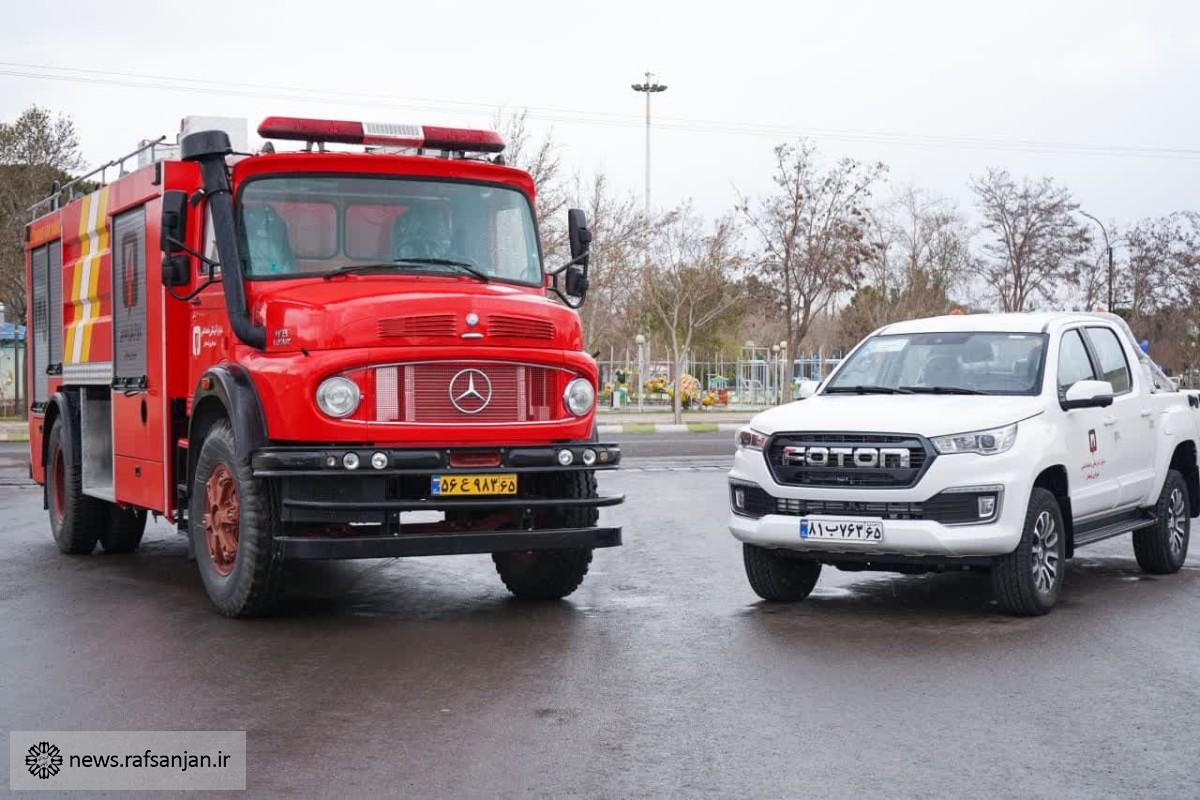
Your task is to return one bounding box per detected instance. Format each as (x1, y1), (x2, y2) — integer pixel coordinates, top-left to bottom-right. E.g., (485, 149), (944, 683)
(64, 186), (110, 364)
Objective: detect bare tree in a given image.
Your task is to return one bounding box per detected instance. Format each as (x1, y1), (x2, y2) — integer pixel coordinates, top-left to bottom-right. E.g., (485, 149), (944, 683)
(737, 140), (885, 354)
(492, 109), (569, 264)
(570, 173), (653, 354)
(970, 168), (1091, 311)
(0, 106), (86, 322)
(840, 186), (973, 344)
(642, 207), (743, 423)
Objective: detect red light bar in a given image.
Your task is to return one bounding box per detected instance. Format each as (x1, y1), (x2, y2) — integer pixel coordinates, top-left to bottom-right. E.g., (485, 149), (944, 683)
(257, 117), (505, 153)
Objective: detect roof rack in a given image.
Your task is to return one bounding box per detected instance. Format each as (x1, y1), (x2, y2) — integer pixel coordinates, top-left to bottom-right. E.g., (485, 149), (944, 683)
(27, 135), (167, 220)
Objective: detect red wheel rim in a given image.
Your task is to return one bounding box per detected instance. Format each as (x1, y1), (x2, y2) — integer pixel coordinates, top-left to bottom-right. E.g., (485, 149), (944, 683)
(50, 444), (65, 523)
(202, 463), (240, 576)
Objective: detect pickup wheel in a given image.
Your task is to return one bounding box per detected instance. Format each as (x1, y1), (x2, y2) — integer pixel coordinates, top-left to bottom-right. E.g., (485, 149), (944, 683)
(189, 420), (283, 617)
(1133, 469), (1190, 574)
(743, 544), (821, 602)
(45, 416), (106, 554)
(992, 488), (1065, 616)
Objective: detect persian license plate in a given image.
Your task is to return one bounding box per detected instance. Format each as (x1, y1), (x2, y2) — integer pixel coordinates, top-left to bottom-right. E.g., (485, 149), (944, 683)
(799, 518), (884, 542)
(431, 473), (518, 496)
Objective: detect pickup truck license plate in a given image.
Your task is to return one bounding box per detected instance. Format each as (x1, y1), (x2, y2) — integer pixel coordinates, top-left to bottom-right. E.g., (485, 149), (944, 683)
(799, 518), (884, 542)
(431, 474), (518, 496)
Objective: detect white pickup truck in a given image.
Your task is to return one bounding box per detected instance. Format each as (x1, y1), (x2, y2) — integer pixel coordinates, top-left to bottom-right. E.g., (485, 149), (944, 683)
(729, 312), (1197, 615)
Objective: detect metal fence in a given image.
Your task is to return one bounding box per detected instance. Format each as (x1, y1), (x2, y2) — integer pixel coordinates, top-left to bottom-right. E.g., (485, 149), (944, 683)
(596, 351), (843, 411)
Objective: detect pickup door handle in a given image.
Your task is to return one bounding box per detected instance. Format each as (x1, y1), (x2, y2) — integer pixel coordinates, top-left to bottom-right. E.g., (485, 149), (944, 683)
(1103, 416), (1118, 427)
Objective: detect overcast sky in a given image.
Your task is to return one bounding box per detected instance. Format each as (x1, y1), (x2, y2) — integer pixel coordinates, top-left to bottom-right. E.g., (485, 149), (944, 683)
(2, 0), (1198, 230)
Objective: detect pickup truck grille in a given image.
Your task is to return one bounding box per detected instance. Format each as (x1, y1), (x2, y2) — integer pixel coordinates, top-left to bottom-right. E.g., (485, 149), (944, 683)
(733, 484), (978, 524)
(765, 432), (933, 489)
(372, 362), (560, 424)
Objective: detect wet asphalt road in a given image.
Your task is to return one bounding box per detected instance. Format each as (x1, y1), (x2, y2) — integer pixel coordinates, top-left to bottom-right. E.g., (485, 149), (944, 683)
(2, 437), (1199, 798)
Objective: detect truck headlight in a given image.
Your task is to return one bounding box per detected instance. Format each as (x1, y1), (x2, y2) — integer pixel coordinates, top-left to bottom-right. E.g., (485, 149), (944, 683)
(563, 378), (595, 416)
(931, 423), (1017, 456)
(316, 376), (361, 418)
(736, 427), (768, 450)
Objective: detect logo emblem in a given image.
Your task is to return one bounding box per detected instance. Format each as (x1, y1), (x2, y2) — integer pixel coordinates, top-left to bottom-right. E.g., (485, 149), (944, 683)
(449, 368), (492, 414)
(1089, 429), (1098, 454)
(465, 313), (479, 327)
(26, 741), (63, 780)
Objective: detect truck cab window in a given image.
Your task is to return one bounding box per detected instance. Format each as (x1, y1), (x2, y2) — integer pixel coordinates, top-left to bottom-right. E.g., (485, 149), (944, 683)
(1085, 327), (1132, 394)
(1057, 329), (1096, 392)
(238, 176), (541, 284)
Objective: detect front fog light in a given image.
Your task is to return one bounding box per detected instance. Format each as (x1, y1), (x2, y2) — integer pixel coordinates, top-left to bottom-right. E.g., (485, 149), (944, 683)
(316, 376), (361, 418)
(342, 452), (360, 470)
(581, 448), (597, 466)
(978, 495), (997, 519)
(557, 449), (575, 466)
(734, 487), (746, 510)
(371, 452), (389, 470)
(563, 378), (595, 417)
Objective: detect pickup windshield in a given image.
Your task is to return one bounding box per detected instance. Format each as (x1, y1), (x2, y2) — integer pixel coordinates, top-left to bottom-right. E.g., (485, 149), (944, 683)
(825, 332), (1048, 396)
(237, 175), (542, 284)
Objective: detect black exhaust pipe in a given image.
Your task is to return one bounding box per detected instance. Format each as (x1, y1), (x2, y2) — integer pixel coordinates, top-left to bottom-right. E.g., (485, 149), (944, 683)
(180, 130), (266, 350)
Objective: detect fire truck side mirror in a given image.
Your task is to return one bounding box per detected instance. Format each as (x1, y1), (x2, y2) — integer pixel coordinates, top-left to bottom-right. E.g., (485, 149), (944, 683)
(565, 208), (591, 300)
(161, 190), (188, 253)
(161, 190), (191, 288)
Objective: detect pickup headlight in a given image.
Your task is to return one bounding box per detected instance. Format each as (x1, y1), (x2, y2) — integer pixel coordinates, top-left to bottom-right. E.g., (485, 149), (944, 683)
(736, 427), (768, 450)
(931, 423), (1018, 456)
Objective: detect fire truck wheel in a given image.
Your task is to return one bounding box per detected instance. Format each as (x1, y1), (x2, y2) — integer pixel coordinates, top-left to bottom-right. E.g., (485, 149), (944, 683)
(45, 416), (106, 554)
(492, 548), (593, 600)
(100, 506), (148, 554)
(492, 470), (599, 599)
(190, 420), (282, 617)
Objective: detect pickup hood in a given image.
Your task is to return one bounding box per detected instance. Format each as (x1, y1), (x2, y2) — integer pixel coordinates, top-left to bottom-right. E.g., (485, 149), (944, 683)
(251, 276), (583, 353)
(749, 394), (1045, 439)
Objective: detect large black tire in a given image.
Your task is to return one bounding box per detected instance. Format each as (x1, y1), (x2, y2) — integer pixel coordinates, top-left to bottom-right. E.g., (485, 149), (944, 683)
(100, 506), (148, 554)
(189, 420), (283, 617)
(1134, 469), (1190, 575)
(992, 488), (1065, 616)
(742, 543), (822, 602)
(492, 470), (597, 600)
(45, 416), (106, 554)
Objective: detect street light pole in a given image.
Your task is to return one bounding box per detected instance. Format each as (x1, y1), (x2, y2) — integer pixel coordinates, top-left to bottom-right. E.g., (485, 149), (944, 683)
(1079, 210), (1114, 311)
(631, 72), (667, 214)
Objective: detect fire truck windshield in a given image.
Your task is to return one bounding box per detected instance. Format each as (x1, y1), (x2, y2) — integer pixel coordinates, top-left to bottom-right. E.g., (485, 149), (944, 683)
(237, 175), (543, 284)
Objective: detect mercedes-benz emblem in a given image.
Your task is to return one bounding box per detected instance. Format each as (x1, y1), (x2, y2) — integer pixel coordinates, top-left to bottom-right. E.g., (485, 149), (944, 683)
(465, 312), (479, 327)
(448, 368), (492, 414)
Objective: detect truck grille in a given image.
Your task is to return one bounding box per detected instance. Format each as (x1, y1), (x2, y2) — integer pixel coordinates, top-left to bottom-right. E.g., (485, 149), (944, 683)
(488, 314), (555, 340)
(377, 314), (456, 338)
(765, 432), (933, 489)
(733, 484), (978, 523)
(372, 362), (560, 424)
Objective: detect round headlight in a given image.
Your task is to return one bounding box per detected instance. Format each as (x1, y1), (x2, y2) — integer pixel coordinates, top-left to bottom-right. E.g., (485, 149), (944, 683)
(563, 378), (595, 417)
(316, 376), (361, 418)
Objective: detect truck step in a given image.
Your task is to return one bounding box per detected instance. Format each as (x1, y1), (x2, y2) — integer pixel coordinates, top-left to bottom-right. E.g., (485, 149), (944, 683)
(1073, 511), (1156, 547)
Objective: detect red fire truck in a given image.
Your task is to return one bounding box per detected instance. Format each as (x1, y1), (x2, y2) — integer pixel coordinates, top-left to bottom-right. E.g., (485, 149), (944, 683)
(24, 116), (623, 616)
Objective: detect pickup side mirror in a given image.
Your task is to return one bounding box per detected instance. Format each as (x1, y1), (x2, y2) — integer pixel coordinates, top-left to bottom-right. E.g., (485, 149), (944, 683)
(1062, 379), (1115, 410)
(160, 190), (190, 288)
(797, 380), (820, 399)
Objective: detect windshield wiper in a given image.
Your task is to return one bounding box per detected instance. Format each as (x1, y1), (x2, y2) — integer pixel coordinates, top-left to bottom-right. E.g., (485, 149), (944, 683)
(392, 257), (489, 282)
(899, 385), (987, 395)
(825, 385), (913, 395)
(324, 258), (490, 282)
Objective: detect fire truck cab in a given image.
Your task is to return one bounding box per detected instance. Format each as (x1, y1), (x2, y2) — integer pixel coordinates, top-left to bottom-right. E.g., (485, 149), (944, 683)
(25, 115), (623, 616)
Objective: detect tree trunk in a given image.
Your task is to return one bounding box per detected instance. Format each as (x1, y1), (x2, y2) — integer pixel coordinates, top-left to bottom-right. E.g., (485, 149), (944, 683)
(672, 353), (684, 425)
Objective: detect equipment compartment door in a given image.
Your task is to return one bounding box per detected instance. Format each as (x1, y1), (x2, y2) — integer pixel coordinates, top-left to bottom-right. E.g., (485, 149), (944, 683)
(110, 203), (166, 511)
